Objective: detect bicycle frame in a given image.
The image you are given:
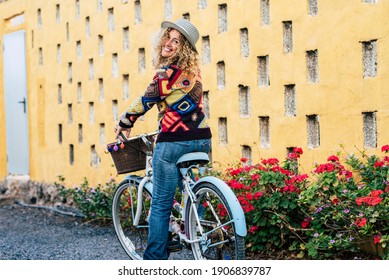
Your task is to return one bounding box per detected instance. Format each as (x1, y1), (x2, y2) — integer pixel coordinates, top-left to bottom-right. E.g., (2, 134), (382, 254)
(126, 163), (247, 246)
(121, 132), (247, 250)
(125, 163), (200, 242)
(120, 132), (155, 228)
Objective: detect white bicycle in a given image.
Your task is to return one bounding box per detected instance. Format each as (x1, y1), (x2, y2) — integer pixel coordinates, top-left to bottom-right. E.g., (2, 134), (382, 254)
(109, 132), (247, 260)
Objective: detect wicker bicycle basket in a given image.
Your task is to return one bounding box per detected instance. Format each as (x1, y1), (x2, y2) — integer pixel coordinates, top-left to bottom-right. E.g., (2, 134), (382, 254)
(107, 136), (154, 174)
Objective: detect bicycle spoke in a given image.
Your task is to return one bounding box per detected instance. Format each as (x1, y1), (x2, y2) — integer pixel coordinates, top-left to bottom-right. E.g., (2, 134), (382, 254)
(186, 182), (245, 260)
(112, 181), (151, 260)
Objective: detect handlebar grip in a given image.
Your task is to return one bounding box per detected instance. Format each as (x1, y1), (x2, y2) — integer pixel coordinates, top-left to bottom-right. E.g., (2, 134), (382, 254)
(119, 132), (128, 142)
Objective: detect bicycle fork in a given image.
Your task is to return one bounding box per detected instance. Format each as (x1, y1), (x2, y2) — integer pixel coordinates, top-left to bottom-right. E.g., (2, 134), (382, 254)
(132, 176), (152, 227)
(131, 153), (153, 227)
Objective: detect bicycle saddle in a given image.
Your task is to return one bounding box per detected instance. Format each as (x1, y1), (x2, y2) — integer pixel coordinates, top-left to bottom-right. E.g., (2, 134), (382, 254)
(176, 152), (210, 168)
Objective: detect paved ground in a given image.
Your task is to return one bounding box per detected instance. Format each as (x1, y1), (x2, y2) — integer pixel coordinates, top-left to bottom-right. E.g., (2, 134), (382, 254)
(0, 204), (191, 260)
(0, 204), (129, 260)
(0, 203), (380, 261)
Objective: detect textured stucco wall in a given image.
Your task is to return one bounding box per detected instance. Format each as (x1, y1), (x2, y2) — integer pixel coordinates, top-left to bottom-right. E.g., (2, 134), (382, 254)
(0, 0), (388, 186)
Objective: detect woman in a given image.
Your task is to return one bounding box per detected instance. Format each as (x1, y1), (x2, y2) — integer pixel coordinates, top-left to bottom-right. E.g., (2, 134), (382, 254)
(114, 18), (212, 260)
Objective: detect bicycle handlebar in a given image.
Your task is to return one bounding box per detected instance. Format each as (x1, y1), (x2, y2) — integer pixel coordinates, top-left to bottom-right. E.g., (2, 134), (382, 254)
(119, 131), (158, 145)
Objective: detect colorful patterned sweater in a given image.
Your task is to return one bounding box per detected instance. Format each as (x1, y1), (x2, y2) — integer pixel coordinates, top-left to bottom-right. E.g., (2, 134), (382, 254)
(118, 64), (212, 142)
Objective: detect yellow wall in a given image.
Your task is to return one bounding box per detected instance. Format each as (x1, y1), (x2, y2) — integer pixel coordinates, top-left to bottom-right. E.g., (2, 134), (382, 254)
(1, 0), (388, 186)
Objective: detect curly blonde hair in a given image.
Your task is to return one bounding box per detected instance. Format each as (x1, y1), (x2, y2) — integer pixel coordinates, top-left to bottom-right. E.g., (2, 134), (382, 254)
(153, 28), (199, 76)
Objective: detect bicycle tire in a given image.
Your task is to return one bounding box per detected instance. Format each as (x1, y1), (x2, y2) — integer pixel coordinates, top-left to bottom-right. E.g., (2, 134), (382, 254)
(185, 181), (245, 260)
(112, 179), (152, 260)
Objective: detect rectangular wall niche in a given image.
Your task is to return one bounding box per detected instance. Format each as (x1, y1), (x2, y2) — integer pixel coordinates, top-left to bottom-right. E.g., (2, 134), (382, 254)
(218, 4), (228, 33)
(306, 50), (319, 83)
(259, 116), (270, 148)
(240, 28), (249, 57)
(283, 21), (293, 53)
(257, 55), (270, 87)
(218, 117), (228, 145)
(99, 123), (105, 144)
(284, 84), (296, 117)
(242, 145), (252, 165)
(138, 48), (146, 73)
(69, 144), (74, 165)
(308, 0), (318, 16)
(134, 0), (142, 24)
(362, 40), (377, 78)
(58, 124), (63, 144)
(307, 114), (320, 148)
(217, 61), (225, 89)
(202, 36), (211, 64)
(203, 91), (210, 118)
(363, 111), (377, 148)
(260, 0), (270, 25)
(238, 85), (250, 117)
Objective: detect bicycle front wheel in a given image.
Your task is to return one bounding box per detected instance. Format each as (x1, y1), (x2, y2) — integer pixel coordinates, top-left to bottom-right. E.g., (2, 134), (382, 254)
(112, 179), (152, 260)
(185, 182), (245, 260)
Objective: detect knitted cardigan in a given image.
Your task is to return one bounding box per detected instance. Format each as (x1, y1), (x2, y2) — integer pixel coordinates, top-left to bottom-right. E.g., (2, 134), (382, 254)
(118, 64), (212, 143)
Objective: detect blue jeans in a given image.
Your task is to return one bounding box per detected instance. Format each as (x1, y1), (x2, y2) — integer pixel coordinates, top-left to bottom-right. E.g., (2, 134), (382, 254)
(143, 138), (212, 260)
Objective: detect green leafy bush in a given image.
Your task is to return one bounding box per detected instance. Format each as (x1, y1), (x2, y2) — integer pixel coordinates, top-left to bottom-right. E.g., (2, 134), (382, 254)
(299, 146), (389, 259)
(223, 148), (309, 254)
(55, 144), (389, 259)
(224, 145), (389, 259)
(58, 176), (117, 221)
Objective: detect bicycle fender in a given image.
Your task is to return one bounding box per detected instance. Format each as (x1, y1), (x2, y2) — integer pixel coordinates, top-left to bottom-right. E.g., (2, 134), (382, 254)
(196, 176), (247, 237)
(124, 175), (153, 195)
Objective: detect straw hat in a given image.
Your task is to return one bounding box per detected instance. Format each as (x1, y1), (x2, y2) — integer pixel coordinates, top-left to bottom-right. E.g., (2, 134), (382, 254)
(161, 18), (199, 53)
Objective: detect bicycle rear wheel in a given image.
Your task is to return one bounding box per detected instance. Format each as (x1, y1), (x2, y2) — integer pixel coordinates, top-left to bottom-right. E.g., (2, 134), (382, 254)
(112, 179), (151, 260)
(185, 182), (245, 260)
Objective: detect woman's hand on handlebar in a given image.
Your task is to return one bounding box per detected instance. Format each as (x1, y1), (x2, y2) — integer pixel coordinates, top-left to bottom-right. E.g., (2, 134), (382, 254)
(114, 125), (131, 141)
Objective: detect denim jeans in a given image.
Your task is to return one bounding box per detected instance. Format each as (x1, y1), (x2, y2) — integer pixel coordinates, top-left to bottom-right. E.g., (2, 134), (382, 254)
(143, 138), (212, 260)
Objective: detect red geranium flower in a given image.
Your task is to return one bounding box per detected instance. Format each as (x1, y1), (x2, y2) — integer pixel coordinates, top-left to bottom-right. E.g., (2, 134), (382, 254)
(251, 174), (260, 180)
(381, 145), (389, 153)
(343, 170), (353, 179)
(370, 196), (383, 206)
(294, 174), (309, 182)
(301, 221), (309, 228)
(229, 167), (244, 176)
(371, 190), (383, 197)
(243, 204), (255, 213)
(288, 153), (299, 160)
(253, 191), (263, 200)
(271, 166), (290, 175)
(250, 181), (258, 187)
(246, 192), (253, 200)
(248, 225), (259, 234)
(301, 217), (312, 229)
(332, 198), (340, 205)
(374, 235), (381, 244)
(293, 147), (303, 155)
(229, 180), (245, 190)
(240, 157), (248, 163)
(217, 203), (227, 217)
(363, 197), (372, 205)
(315, 163), (336, 173)
(373, 161), (385, 168)
(355, 217), (367, 227)
(356, 197), (364, 206)
(262, 158), (279, 166)
(327, 155), (339, 162)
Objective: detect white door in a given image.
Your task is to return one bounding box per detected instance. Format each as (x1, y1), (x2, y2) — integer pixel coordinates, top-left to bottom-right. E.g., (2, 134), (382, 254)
(2, 30), (30, 175)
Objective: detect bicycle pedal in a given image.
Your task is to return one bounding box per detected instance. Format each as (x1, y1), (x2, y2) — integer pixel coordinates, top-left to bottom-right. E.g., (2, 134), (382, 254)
(167, 240), (183, 252)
